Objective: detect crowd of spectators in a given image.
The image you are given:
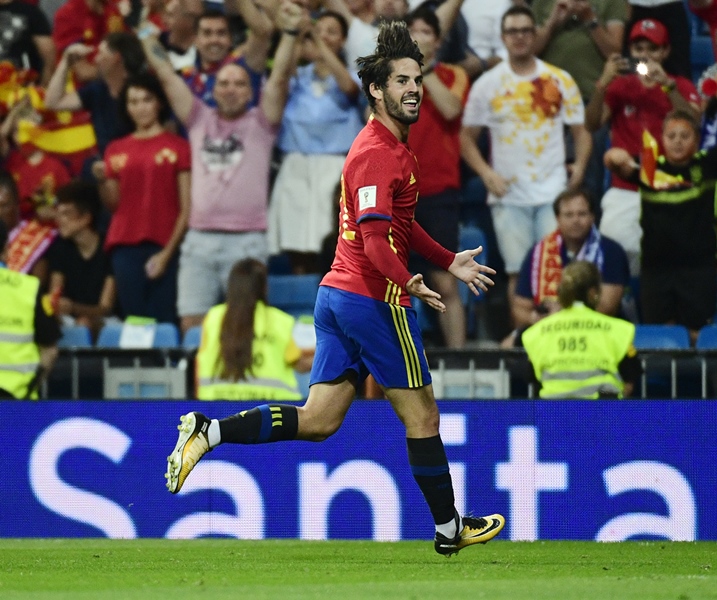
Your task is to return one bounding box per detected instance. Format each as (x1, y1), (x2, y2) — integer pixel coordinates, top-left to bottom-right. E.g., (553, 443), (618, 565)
(1, 0), (716, 354)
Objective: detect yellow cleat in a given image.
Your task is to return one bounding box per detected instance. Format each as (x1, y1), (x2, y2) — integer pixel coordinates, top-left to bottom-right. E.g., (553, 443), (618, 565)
(434, 512), (505, 556)
(165, 412), (211, 494)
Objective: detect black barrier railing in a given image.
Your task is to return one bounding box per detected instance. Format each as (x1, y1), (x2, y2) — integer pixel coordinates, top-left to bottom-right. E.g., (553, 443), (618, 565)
(44, 347), (717, 400)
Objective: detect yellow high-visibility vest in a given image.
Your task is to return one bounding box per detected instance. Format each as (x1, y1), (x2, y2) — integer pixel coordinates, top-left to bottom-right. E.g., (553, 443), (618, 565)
(0, 268), (41, 399)
(196, 301), (302, 400)
(522, 303), (635, 399)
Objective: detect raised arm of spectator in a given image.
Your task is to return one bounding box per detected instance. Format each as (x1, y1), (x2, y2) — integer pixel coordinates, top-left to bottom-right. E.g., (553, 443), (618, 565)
(434, 0), (465, 44)
(260, 0), (305, 126)
(585, 53), (622, 131)
(140, 28), (195, 124)
(34, 35), (56, 87)
(310, 28), (360, 99)
(573, 0), (623, 59)
(0, 96), (30, 158)
(44, 44), (93, 111)
(460, 124), (510, 197)
(646, 60), (702, 118)
(225, 0), (276, 73)
(567, 124), (592, 189)
(422, 67), (463, 121)
(320, 0), (355, 27)
(534, 0), (570, 55)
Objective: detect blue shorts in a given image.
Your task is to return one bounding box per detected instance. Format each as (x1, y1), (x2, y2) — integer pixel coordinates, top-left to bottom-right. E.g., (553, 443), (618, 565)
(310, 286), (431, 389)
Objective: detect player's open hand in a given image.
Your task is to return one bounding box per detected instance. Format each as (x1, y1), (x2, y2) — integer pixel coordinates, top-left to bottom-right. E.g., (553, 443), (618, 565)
(448, 246), (496, 296)
(406, 274), (446, 313)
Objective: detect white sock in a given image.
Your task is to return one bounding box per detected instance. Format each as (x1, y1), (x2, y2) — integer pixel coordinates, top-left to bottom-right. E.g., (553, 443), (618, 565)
(435, 514), (461, 539)
(207, 419), (221, 448)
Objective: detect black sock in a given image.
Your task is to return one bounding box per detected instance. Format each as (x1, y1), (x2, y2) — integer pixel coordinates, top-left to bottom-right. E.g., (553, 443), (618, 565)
(219, 405), (298, 444)
(407, 435), (456, 526)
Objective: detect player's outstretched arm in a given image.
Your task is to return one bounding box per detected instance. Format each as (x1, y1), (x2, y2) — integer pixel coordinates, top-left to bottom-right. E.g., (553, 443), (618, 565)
(448, 247), (496, 297)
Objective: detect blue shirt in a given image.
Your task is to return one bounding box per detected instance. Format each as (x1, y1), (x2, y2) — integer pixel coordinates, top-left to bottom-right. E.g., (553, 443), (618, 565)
(515, 234), (630, 301)
(181, 54), (263, 108)
(277, 63), (364, 154)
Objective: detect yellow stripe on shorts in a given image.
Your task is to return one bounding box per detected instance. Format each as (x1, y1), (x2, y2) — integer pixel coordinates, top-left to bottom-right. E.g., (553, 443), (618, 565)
(389, 304), (423, 388)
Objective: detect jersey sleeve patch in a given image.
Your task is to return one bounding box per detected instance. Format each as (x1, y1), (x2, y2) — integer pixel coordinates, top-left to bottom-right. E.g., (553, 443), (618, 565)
(358, 185), (377, 211)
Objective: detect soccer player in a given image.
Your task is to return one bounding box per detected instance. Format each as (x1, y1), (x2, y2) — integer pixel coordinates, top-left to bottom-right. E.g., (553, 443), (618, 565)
(165, 20), (506, 556)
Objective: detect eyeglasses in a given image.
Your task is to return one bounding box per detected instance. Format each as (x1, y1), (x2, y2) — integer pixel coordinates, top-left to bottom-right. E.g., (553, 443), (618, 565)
(502, 27), (536, 37)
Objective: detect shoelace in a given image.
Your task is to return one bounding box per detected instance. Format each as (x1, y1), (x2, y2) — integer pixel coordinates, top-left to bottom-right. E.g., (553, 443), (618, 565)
(462, 516), (488, 531)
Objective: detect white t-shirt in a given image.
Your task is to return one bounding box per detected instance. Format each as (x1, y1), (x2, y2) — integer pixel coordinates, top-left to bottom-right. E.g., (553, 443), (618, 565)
(463, 59), (584, 207)
(344, 18), (378, 72)
(460, 0), (510, 60)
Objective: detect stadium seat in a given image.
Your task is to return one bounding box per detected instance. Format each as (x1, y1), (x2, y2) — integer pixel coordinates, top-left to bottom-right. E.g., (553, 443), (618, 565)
(57, 325), (93, 348)
(97, 322), (180, 348)
(633, 324), (691, 350)
(268, 274), (322, 318)
(183, 325), (203, 349)
(458, 224), (488, 303)
(690, 36), (715, 82)
(459, 225), (489, 336)
(686, 3), (710, 36)
(696, 325), (717, 349)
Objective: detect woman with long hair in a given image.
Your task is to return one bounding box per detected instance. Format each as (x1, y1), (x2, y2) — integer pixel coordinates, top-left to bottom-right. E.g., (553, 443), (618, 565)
(195, 259), (313, 400)
(99, 71), (190, 323)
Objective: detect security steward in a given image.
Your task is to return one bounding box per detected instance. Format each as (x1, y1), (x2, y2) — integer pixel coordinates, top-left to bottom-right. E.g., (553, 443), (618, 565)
(521, 260), (640, 399)
(0, 221), (61, 399)
(194, 259), (313, 401)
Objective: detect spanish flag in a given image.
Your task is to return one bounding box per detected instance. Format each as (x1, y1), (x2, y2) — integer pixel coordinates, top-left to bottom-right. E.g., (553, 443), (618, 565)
(2, 63), (98, 176)
(639, 129), (659, 188)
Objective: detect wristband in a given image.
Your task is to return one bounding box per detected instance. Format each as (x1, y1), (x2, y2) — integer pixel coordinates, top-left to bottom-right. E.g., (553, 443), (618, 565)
(661, 80), (677, 93)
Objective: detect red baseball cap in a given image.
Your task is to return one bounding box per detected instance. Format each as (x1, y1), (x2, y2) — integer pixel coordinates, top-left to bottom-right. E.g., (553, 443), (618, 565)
(629, 19), (669, 46)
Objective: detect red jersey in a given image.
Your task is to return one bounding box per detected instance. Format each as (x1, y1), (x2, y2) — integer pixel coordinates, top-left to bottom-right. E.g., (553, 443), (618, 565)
(52, 0), (126, 55)
(104, 131), (190, 251)
(7, 151), (71, 220)
(408, 63), (469, 196)
(605, 74), (699, 190)
(322, 117), (420, 308)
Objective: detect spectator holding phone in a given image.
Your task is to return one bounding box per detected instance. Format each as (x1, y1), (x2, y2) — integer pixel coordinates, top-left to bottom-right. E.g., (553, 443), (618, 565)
(584, 18), (700, 276)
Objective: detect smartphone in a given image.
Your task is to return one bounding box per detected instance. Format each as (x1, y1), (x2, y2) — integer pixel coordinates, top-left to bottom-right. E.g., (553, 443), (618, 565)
(619, 57), (648, 75)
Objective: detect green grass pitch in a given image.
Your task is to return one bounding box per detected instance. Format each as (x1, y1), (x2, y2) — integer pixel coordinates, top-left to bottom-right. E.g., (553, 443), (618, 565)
(1, 539), (715, 599)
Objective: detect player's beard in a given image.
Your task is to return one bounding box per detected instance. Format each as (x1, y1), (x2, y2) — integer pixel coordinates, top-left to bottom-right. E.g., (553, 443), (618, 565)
(383, 91), (420, 125)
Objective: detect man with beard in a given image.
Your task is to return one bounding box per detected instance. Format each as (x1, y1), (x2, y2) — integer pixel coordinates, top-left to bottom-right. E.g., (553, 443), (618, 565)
(164, 20), (505, 557)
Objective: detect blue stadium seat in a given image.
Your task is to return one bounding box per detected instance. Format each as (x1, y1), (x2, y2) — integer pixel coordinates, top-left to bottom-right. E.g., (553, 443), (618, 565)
(458, 224), (489, 304)
(696, 325), (717, 349)
(686, 2), (710, 36)
(183, 325), (203, 349)
(691, 36), (715, 82)
(97, 322), (180, 348)
(58, 325), (93, 348)
(633, 324), (691, 350)
(268, 274), (322, 318)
